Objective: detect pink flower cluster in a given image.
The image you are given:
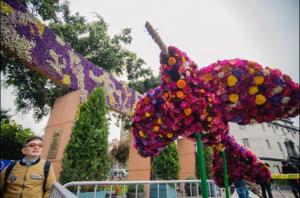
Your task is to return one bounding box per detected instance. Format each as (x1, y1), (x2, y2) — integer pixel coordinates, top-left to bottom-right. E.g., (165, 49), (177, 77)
(131, 46), (299, 185)
(212, 133), (272, 186)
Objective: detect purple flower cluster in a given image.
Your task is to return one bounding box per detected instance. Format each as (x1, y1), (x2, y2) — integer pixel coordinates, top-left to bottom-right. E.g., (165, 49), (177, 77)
(1, 0), (141, 115)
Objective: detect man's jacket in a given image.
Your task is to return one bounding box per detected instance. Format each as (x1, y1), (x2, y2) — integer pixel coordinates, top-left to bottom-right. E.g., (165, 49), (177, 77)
(0, 158), (56, 198)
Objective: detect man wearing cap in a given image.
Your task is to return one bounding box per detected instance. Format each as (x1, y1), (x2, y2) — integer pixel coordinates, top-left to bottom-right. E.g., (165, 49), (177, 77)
(0, 136), (56, 198)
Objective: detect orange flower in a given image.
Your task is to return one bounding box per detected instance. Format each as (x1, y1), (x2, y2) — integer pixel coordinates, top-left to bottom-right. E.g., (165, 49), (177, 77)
(145, 112), (151, 117)
(176, 91), (185, 99)
(177, 79), (186, 89)
(184, 107), (192, 116)
(255, 94), (266, 105)
(163, 91), (169, 99)
(229, 94), (239, 103)
(168, 57), (176, 65)
(167, 133), (173, 138)
(143, 96), (150, 104)
(139, 130), (145, 137)
(203, 74), (213, 82)
(157, 118), (163, 125)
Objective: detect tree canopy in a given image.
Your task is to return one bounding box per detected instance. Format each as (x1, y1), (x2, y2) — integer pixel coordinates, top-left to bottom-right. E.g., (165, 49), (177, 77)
(60, 87), (110, 183)
(0, 109), (34, 160)
(1, 0), (157, 120)
(151, 142), (180, 180)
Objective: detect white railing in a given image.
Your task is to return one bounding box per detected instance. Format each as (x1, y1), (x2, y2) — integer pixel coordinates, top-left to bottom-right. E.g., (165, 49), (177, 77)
(50, 182), (77, 198)
(52, 179), (221, 198)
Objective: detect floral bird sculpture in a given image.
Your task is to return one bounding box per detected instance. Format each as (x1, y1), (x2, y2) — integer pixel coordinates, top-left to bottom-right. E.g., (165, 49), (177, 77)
(131, 44), (299, 186)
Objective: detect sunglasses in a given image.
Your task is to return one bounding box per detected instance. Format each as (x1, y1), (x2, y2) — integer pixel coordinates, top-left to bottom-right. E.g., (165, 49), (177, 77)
(25, 143), (43, 148)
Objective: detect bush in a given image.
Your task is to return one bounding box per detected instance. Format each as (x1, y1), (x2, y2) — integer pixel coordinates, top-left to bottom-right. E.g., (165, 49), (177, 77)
(60, 88), (110, 184)
(151, 142), (180, 180)
(127, 184), (144, 192)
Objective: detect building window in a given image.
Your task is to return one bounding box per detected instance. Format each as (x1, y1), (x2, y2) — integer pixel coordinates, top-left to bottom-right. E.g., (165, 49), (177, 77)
(271, 126), (276, 134)
(281, 128), (286, 136)
(277, 142), (283, 151)
(291, 131), (295, 138)
(266, 139), (271, 149)
(242, 138), (250, 147)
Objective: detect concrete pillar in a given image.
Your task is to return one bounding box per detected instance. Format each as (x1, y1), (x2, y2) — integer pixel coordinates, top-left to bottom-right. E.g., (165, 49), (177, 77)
(127, 133), (151, 181)
(178, 138), (196, 180)
(41, 90), (82, 179)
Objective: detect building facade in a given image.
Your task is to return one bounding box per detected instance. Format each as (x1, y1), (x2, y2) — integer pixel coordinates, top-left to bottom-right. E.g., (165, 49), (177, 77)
(229, 119), (299, 173)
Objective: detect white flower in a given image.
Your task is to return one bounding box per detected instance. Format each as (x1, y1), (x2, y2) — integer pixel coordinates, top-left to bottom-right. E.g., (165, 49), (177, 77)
(281, 97), (290, 104)
(272, 86), (283, 95)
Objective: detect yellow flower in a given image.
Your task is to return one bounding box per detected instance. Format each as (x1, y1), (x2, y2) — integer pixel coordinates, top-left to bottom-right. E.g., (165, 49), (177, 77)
(248, 86), (258, 95)
(0, 1), (14, 14)
(184, 107), (192, 116)
(177, 79), (186, 89)
(62, 75), (71, 86)
(153, 126), (160, 132)
(203, 74), (213, 82)
(248, 68), (255, 74)
(167, 133), (173, 138)
(145, 112), (151, 117)
(168, 57), (176, 65)
(229, 94), (239, 103)
(207, 116), (213, 122)
(176, 91), (185, 99)
(213, 143), (225, 152)
(182, 57), (186, 63)
(253, 76), (264, 85)
(255, 94), (266, 105)
(157, 118), (163, 125)
(227, 75), (238, 87)
(37, 21), (45, 37)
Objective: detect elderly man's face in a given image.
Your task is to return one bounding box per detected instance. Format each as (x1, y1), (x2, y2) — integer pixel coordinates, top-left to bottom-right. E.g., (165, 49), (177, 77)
(22, 139), (43, 158)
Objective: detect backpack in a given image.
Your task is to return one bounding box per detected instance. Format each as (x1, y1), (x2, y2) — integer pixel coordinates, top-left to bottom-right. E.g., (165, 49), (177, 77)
(1, 160), (51, 196)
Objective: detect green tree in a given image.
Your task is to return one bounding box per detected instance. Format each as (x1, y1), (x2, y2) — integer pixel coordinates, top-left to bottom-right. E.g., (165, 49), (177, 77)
(151, 142), (180, 180)
(1, 0), (156, 121)
(59, 87), (110, 184)
(0, 109), (34, 160)
(196, 145), (212, 179)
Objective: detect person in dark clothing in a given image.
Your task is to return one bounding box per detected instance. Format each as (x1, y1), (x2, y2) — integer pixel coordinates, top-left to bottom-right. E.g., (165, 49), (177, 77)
(260, 163), (273, 198)
(281, 161), (300, 198)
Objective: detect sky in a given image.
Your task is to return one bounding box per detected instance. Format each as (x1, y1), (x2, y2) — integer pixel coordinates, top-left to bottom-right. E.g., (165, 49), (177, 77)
(1, 0), (299, 141)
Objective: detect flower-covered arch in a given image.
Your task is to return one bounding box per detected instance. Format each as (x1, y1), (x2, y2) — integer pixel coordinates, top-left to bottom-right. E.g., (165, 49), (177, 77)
(0, 0), (141, 115)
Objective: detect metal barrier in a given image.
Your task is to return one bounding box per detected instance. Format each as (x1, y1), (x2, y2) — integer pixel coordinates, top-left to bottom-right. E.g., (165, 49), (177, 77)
(56, 179), (221, 198)
(50, 182), (77, 198)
